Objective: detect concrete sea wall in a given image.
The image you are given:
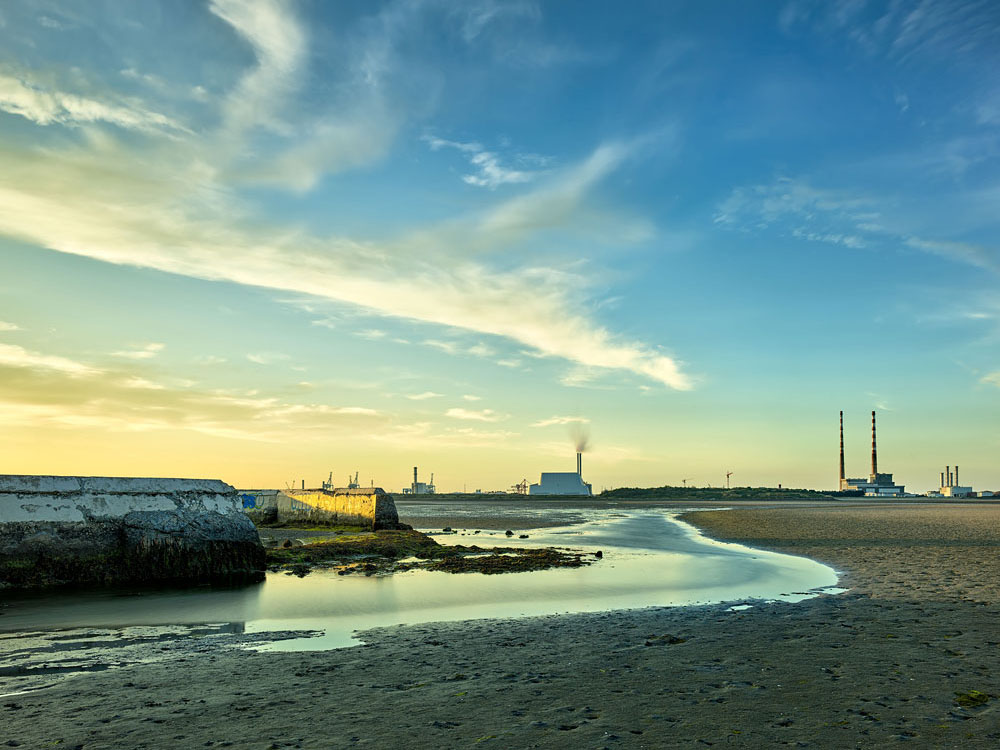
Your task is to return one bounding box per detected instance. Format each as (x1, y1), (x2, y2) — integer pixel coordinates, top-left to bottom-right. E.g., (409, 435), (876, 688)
(0, 475), (265, 589)
(239, 487), (402, 529)
(239, 489), (280, 525)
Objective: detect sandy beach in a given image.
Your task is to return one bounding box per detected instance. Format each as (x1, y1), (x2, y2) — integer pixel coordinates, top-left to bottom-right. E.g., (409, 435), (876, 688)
(3, 501), (999, 748)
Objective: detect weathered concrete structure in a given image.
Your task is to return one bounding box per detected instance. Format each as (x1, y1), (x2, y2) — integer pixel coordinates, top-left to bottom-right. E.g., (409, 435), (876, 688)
(239, 487), (402, 529)
(0, 475), (265, 590)
(238, 488), (280, 525)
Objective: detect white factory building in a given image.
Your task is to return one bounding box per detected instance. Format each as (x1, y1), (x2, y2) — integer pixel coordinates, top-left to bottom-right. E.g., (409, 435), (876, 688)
(529, 452), (593, 496)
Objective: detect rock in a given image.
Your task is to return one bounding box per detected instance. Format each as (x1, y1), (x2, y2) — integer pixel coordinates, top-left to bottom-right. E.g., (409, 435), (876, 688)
(595, 550), (603, 559)
(518, 534), (529, 539)
(505, 530), (514, 537)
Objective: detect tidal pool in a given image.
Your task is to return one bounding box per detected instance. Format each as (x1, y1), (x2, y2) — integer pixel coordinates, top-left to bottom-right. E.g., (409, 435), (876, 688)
(0, 510), (840, 659)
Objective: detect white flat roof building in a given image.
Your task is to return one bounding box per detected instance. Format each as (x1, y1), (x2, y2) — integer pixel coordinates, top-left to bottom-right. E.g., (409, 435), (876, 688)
(941, 486), (974, 498)
(529, 472), (593, 496)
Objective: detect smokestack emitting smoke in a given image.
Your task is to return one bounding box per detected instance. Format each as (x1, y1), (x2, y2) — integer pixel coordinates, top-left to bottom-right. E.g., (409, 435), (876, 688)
(839, 411), (845, 482)
(577, 452), (582, 476)
(870, 410), (878, 481)
(570, 423), (590, 453)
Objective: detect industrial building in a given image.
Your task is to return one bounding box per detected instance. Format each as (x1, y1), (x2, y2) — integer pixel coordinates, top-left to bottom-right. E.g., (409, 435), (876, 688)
(839, 410), (906, 496)
(529, 451), (593, 496)
(402, 466), (435, 495)
(935, 465), (973, 498)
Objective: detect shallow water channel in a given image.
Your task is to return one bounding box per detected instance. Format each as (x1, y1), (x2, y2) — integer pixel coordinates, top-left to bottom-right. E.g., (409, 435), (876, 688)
(0, 508), (840, 694)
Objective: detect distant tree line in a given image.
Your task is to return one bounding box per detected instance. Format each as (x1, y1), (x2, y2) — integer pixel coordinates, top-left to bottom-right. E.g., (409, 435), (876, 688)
(599, 486), (840, 501)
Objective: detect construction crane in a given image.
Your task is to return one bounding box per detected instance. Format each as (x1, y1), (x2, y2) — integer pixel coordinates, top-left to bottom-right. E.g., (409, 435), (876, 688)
(681, 478), (692, 487)
(510, 479), (528, 495)
(726, 471), (733, 490)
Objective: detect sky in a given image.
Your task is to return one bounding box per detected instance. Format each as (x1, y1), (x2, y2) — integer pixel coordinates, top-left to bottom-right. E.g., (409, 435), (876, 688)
(0, 0), (998, 493)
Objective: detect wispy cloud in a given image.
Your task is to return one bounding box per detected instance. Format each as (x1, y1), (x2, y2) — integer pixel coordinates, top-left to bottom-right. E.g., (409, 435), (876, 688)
(208, 0), (305, 137)
(0, 70), (188, 135)
(480, 142), (628, 235)
(468, 342), (496, 357)
(0, 342), (102, 377)
(246, 352), (291, 365)
(445, 407), (506, 422)
(0, 11), (691, 393)
(904, 237), (999, 274)
(981, 371), (1000, 388)
(0, 321), (20, 331)
(111, 342), (165, 360)
(715, 177), (1000, 274)
(424, 339), (459, 355)
(779, 0), (1000, 65)
(195, 355), (227, 365)
(1, 134), (692, 390)
(121, 376), (166, 391)
(406, 391), (443, 400)
(532, 415), (590, 427)
(424, 135), (542, 188)
(422, 338), (498, 360)
(0, 348), (384, 441)
(462, 394), (482, 401)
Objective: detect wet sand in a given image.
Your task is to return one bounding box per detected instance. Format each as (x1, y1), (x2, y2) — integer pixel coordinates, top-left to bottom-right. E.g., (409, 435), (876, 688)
(3, 501), (999, 748)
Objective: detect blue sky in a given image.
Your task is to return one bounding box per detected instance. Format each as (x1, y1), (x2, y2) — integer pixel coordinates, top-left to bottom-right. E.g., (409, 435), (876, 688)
(0, 0), (997, 492)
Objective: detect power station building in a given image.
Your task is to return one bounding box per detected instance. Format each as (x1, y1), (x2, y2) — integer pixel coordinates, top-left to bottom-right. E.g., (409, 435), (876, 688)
(936, 466), (973, 498)
(839, 410), (906, 496)
(402, 466), (435, 495)
(529, 451), (593, 496)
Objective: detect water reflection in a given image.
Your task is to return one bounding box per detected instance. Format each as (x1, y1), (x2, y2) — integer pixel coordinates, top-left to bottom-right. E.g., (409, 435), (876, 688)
(0, 510), (839, 657)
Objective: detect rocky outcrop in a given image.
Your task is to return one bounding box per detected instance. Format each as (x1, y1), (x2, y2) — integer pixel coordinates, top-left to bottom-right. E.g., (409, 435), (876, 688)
(0, 476), (265, 590)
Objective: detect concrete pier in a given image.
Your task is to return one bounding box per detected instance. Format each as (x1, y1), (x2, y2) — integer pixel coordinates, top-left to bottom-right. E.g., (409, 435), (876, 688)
(239, 487), (403, 529)
(0, 475), (265, 589)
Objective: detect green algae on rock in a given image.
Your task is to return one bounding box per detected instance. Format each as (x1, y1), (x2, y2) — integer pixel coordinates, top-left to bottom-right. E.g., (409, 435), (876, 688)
(265, 529), (599, 576)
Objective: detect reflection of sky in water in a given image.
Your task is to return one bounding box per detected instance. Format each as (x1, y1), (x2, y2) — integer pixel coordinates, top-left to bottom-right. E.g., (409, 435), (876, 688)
(0, 510), (839, 653)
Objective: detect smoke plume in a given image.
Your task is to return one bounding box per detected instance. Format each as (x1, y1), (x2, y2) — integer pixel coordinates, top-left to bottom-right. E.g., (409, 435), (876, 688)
(570, 423), (591, 453)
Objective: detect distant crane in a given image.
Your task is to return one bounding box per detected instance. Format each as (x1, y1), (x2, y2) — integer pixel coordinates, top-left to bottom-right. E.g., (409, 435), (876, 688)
(510, 479), (528, 495)
(681, 478), (692, 487)
(726, 471), (733, 490)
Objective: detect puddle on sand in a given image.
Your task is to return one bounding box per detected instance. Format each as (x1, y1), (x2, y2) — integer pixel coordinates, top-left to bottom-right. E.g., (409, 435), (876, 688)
(0, 509), (840, 686)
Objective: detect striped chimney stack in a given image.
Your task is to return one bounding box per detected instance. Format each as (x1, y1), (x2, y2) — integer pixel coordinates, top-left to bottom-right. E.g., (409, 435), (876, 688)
(839, 411), (845, 485)
(869, 410), (878, 483)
